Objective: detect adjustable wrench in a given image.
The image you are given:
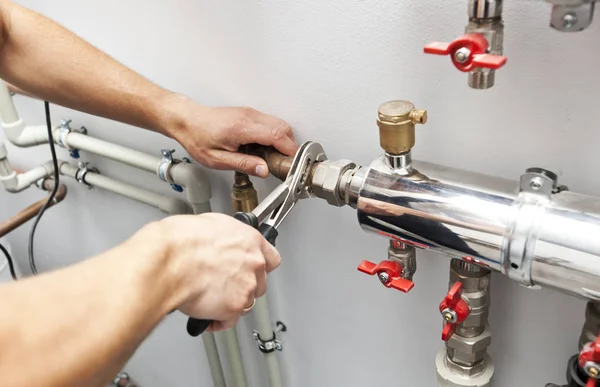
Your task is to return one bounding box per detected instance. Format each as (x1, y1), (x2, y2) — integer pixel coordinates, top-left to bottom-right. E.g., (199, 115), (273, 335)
(187, 141), (327, 337)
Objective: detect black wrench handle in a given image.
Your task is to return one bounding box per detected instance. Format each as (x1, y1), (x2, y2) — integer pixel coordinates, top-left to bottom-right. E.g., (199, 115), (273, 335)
(186, 212), (277, 337)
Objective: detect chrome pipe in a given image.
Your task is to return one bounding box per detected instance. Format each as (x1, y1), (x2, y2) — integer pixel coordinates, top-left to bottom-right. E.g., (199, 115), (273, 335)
(347, 158), (600, 301)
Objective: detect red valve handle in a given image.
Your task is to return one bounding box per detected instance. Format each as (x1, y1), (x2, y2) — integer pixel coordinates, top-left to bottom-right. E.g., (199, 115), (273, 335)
(439, 282), (471, 341)
(424, 34), (507, 72)
(579, 336), (600, 387)
(357, 260), (415, 293)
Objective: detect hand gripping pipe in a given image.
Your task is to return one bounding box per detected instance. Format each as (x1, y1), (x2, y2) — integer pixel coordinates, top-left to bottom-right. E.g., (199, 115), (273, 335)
(255, 100), (600, 302)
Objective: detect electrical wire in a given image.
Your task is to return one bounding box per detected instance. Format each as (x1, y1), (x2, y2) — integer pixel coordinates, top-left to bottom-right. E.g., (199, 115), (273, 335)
(28, 101), (60, 275)
(0, 242), (18, 280)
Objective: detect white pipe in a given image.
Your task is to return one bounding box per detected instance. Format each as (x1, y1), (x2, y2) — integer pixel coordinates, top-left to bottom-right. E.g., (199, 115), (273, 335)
(0, 82), (19, 123)
(202, 333), (227, 387)
(0, 164), (49, 193)
(222, 328), (248, 387)
(58, 162), (191, 215)
(0, 82), (212, 211)
(188, 203), (227, 387)
(170, 163), (212, 209)
(61, 132), (159, 173)
(5, 124), (48, 147)
(253, 296), (283, 387)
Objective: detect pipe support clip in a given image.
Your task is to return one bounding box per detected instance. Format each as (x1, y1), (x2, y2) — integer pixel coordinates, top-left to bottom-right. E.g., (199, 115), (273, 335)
(158, 149), (183, 193)
(56, 119), (87, 159)
(502, 168), (558, 288)
(75, 162), (98, 190)
(253, 321), (287, 354)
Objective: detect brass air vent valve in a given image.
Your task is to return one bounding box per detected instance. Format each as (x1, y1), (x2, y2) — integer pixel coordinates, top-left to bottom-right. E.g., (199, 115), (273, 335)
(377, 100), (427, 156)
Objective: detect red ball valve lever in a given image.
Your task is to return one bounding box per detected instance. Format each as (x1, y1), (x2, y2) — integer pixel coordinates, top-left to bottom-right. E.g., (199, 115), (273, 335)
(357, 260), (414, 293)
(579, 336), (600, 387)
(439, 282), (471, 342)
(424, 34), (507, 73)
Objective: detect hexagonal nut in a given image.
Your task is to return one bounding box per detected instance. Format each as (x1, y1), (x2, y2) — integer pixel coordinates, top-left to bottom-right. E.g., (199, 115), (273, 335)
(311, 159), (356, 207)
(445, 353), (487, 376)
(459, 311), (490, 330)
(446, 326), (492, 356)
(447, 348), (487, 368)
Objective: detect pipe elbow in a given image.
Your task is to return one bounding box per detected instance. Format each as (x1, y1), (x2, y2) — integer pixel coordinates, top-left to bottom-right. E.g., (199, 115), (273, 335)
(4, 124), (49, 147)
(169, 163), (212, 206)
(0, 171), (18, 192)
(160, 197), (193, 215)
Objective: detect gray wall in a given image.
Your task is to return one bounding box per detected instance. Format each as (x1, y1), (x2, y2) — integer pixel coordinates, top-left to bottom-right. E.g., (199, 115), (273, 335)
(1, 1), (599, 386)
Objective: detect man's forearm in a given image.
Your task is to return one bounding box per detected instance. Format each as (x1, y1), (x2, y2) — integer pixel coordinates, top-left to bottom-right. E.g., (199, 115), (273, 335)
(0, 1), (185, 136)
(0, 223), (178, 387)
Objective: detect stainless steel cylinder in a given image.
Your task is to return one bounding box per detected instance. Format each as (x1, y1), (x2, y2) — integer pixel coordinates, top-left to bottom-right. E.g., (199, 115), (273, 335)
(350, 159), (600, 301)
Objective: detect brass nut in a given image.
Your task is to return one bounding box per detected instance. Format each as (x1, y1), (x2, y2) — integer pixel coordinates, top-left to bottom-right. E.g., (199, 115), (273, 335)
(377, 100), (427, 155)
(311, 160), (356, 207)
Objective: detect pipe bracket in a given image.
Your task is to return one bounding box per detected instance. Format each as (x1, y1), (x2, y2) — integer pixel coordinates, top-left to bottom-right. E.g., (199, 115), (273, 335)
(56, 119), (85, 159)
(252, 321), (286, 354)
(158, 149), (183, 192)
(75, 162), (98, 190)
(501, 169), (556, 287)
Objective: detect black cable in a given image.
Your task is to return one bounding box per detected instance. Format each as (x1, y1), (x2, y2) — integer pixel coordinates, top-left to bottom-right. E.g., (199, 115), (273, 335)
(28, 101), (60, 275)
(0, 242), (17, 280)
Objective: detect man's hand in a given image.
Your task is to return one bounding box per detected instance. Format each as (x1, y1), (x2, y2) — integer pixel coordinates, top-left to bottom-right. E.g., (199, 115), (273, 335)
(163, 96), (298, 178)
(0, 3), (299, 178)
(153, 212), (281, 331)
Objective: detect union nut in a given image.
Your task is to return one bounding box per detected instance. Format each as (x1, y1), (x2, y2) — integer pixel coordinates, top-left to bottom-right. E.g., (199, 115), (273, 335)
(311, 159), (357, 207)
(446, 325), (492, 367)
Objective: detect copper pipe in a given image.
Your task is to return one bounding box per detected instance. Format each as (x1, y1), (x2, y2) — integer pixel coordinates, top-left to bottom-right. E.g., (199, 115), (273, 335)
(0, 180), (67, 238)
(245, 145), (293, 181)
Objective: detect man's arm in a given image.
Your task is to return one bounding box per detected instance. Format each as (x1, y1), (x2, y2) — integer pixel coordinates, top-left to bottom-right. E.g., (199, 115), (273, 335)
(0, 213), (280, 387)
(0, 1), (298, 177)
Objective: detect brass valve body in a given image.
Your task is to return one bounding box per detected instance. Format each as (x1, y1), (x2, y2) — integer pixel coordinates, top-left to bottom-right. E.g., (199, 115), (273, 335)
(377, 100), (427, 155)
(232, 172), (259, 213)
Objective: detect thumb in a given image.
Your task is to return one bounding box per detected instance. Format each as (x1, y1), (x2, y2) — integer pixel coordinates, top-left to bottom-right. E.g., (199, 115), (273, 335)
(212, 150), (269, 178)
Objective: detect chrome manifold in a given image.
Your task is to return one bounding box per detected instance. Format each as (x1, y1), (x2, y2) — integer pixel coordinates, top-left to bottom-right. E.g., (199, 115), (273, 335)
(328, 157), (600, 301)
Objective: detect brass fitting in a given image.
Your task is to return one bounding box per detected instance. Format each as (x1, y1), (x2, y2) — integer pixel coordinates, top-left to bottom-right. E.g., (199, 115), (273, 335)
(232, 172), (259, 213)
(377, 100), (427, 155)
(242, 145), (293, 181)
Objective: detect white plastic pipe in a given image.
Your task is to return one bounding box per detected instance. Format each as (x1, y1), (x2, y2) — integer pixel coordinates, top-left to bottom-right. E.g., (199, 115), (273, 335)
(0, 84), (213, 214)
(0, 163), (49, 193)
(61, 132), (159, 173)
(223, 328), (248, 387)
(253, 296), (283, 387)
(188, 202), (228, 387)
(0, 82), (19, 123)
(58, 162), (191, 215)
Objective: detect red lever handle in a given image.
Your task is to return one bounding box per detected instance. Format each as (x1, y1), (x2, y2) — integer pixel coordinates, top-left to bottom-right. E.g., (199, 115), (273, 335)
(424, 34), (507, 72)
(439, 282), (471, 341)
(579, 336), (600, 386)
(357, 260), (414, 293)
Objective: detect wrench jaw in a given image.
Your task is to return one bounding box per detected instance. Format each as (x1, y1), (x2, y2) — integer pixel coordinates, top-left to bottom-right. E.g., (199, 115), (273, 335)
(288, 141), (328, 200)
(264, 141), (328, 228)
